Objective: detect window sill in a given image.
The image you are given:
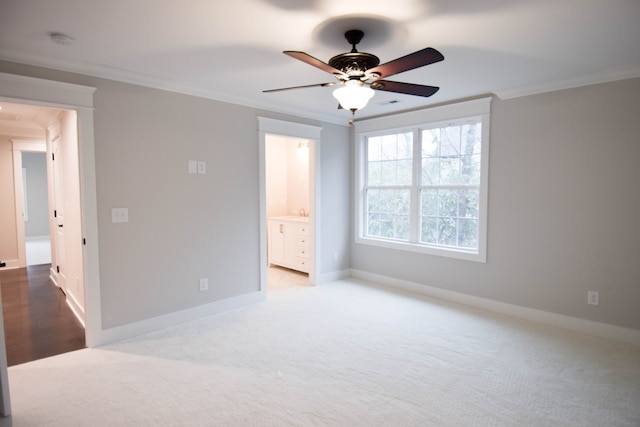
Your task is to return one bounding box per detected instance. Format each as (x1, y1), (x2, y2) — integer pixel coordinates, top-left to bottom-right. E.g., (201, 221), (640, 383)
(355, 235), (486, 263)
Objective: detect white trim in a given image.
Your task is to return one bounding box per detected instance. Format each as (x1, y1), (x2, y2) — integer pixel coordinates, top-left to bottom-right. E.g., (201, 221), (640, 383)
(351, 269), (640, 346)
(354, 100), (491, 263)
(25, 234), (49, 241)
(0, 56), (348, 125)
(3, 50), (638, 127)
(0, 259), (20, 270)
(496, 65), (640, 100)
(95, 291), (265, 346)
(257, 117), (323, 140)
(354, 97), (492, 133)
(258, 117), (323, 291)
(316, 269), (352, 284)
(0, 72), (95, 108)
(66, 298), (86, 328)
(0, 72), (101, 348)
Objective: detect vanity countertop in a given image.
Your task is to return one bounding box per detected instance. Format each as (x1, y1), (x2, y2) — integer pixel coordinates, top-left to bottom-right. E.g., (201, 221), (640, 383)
(269, 215), (309, 223)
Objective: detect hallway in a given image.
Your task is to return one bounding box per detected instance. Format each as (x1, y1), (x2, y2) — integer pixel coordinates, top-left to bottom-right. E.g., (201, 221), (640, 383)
(0, 264), (85, 366)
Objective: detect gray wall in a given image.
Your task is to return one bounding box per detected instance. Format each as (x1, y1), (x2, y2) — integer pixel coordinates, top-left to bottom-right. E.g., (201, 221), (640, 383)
(3, 59), (638, 334)
(0, 60), (351, 330)
(352, 78), (640, 331)
(21, 152), (49, 237)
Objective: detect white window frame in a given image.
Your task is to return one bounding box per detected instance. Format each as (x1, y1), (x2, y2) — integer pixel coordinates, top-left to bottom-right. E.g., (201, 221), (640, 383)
(354, 97), (491, 262)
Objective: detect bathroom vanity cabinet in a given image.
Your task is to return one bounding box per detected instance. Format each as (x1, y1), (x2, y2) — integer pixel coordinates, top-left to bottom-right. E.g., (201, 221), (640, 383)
(268, 217), (309, 273)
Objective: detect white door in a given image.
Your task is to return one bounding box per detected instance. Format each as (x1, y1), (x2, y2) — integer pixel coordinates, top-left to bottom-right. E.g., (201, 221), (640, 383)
(268, 221), (285, 265)
(52, 130), (67, 293)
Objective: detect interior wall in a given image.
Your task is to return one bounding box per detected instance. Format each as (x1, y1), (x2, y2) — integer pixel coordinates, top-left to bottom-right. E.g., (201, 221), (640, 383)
(0, 59), (351, 332)
(21, 152), (48, 237)
(93, 80), (266, 328)
(265, 135), (289, 218)
(265, 135), (311, 218)
(352, 77), (640, 331)
(287, 139), (309, 216)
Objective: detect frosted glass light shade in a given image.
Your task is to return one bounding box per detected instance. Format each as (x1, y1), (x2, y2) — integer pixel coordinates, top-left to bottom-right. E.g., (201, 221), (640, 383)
(332, 85), (375, 111)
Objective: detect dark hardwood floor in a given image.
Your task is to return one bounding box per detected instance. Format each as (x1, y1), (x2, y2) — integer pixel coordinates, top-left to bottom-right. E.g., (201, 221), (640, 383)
(0, 264), (86, 366)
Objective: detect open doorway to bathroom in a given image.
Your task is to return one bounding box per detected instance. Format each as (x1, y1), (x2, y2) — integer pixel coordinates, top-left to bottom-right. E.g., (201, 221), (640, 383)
(265, 134), (312, 291)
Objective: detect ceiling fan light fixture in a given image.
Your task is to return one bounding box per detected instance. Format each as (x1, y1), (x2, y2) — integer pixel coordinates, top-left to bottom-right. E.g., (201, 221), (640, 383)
(332, 81), (375, 113)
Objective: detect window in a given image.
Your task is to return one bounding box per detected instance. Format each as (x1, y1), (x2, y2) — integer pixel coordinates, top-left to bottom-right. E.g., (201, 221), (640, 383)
(355, 98), (491, 262)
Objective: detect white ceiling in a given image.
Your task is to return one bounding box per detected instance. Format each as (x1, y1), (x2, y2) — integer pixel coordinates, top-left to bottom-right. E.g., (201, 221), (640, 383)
(0, 0), (639, 125)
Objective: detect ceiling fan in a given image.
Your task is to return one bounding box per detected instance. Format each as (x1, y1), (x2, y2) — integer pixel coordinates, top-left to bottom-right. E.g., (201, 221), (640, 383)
(264, 29), (444, 117)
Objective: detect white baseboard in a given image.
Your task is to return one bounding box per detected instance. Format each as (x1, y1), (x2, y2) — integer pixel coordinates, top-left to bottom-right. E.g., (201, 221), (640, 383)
(316, 268), (351, 285)
(65, 292), (86, 328)
(25, 235), (50, 241)
(0, 259), (20, 270)
(351, 269), (640, 346)
(92, 290), (266, 347)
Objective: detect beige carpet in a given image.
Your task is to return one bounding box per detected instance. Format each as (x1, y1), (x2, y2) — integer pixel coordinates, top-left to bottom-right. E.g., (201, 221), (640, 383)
(3, 278), (640, 426)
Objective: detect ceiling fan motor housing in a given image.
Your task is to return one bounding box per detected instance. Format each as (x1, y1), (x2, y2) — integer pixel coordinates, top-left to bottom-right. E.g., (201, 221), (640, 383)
(328, 30), (381, 79)
(329, 52), (380, 78)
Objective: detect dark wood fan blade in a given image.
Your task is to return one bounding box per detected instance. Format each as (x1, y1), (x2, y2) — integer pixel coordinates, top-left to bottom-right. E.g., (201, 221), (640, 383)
(370, 80), (440, 97)
(263, 82), (336, 93)
(284, 51), (346, 76)
(368, 48), (444, 78)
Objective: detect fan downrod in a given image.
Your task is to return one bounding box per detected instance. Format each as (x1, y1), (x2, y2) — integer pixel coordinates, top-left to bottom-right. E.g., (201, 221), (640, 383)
(344, 29), (364, 52)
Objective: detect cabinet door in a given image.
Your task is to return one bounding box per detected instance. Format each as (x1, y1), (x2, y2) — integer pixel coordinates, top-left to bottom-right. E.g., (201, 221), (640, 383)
(268, 221), (286, 264)
(283, 223), (298, 267)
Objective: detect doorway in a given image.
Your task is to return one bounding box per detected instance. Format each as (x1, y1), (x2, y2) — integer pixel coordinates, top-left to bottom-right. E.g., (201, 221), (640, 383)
(1, 103), (86, 351)
(265, 134), (313, 290)
(258, 117), (322, 294)
(0, 71), (100, 416)
(20, 149), (52, 266)
(5, 106), (85, 320)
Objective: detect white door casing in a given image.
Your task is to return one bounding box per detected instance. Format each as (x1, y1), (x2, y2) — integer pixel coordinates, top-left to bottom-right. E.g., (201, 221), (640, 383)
(51, 124), (67, 293)
(258, 116), (322, 292)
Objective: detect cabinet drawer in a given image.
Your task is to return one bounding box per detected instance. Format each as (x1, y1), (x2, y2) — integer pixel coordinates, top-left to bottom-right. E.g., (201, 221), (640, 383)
(296, 258), (308, 272)
(296, 225), (309, 235)
(296, 236), (308, 246)
(295, 247), (308, 258)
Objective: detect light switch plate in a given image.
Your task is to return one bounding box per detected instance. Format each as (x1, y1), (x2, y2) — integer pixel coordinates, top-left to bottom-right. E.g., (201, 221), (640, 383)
(111, 207), (129, 223)
(197, 161), (206, 174)
(188, 160), (198, 174)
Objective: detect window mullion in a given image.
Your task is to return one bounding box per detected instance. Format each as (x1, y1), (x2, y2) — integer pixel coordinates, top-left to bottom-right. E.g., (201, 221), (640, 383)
(410, 128), (421, 243)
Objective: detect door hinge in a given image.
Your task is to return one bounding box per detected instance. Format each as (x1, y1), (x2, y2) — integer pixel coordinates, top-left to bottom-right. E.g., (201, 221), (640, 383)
(52, 153), (55, 161)
(56, 265), (60, 273)
(83, 238), (86, 245)
(54, 209), (57, 218)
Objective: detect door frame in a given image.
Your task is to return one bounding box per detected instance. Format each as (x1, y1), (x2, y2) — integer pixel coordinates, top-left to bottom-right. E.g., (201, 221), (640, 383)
(258, 117), (322, 291)
(0, 72), (102, 416)
(0, 73), (101, 341)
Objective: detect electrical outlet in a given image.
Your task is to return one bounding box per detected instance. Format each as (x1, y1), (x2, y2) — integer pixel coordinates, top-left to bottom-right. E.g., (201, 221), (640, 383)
(587, 291), (599, 306)
(199, 278), (208, 292)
